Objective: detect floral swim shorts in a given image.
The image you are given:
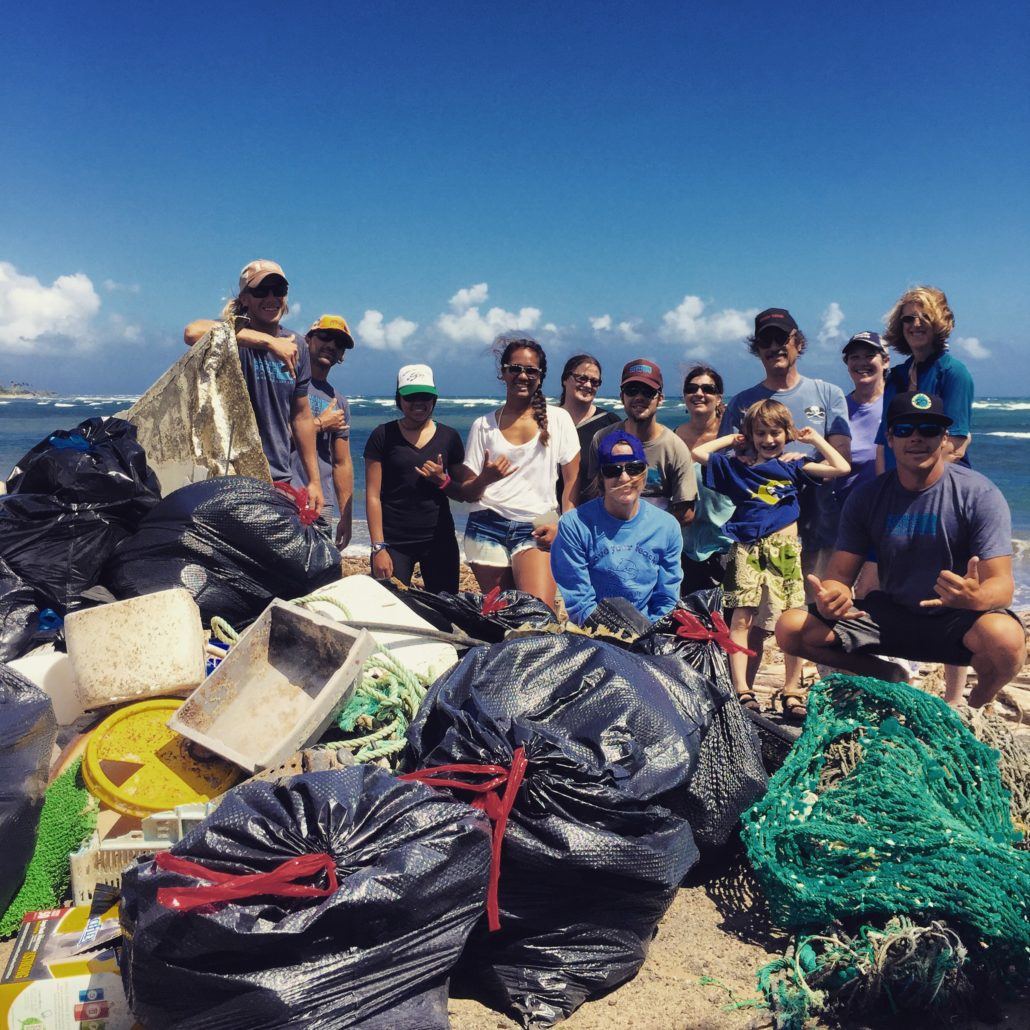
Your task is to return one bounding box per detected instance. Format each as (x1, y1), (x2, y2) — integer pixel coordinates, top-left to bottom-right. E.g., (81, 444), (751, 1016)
(723, 531), (804, 625)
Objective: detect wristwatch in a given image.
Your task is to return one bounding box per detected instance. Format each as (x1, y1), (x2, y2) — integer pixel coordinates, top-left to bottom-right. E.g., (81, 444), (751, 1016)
(370, 542), (388, 554)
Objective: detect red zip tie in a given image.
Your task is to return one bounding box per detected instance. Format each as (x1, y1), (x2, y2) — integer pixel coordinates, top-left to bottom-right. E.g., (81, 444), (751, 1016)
(154, 851), (338, 912)
(479, 586), (510, 616)
(272, 481), (319, 526)
(400, 746), (527, 932)
(670, 608), (756, 657)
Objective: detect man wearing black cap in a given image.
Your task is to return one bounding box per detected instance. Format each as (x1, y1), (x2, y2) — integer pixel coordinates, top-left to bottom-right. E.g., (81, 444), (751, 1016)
(722, 309), (851, 708)
(775, 392), (1026, 708)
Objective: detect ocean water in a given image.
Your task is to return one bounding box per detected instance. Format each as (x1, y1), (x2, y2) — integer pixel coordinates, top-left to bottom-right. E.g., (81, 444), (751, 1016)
(2, 393), (1029, 606)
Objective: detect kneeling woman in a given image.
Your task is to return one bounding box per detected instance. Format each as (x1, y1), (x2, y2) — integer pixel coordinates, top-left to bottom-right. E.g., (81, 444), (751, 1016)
(550, 430), (683, 626)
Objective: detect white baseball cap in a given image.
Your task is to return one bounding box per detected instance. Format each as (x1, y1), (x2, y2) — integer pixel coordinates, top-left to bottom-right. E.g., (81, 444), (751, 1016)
(397, 364), (438, 397)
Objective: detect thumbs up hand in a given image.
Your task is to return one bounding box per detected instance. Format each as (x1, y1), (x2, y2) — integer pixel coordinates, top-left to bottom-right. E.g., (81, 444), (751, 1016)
(919, 557), (983, 610)
(318, 397), (348, 433)
(807, 574), (867, 621)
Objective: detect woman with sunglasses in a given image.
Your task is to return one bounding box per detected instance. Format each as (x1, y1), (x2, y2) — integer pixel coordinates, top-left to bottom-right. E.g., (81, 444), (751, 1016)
(459, 335), (580, 608)
(183, 259), (323, 515)
(364, 364), (465, 592)
(674, 365), (736, 594)
(556, 353), (620, 500)
(551, 430), (682, 626)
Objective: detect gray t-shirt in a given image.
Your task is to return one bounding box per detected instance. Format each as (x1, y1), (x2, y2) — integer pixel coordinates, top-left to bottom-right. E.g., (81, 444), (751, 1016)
(291, 379), (350, 517)
(582, 422), (697, 510)
(238, 326), (311, 482)
(722, 376), (850, 551)
(836, 464), (1012, 610)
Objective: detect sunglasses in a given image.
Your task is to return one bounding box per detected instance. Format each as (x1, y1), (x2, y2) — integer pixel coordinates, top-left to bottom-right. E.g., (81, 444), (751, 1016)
(503, 362), (542, 379)
(622, 383), (658, 399)
(315, 330), (352, 348)
(570, 372), (601, 389)
(756, 333), (790, 349)
(601, 460), (648, 479)
(248, 282), (288, 299)
(684, 383), (719, 396)
(900, 314), (929, 326)
(890, 422), (946, 438)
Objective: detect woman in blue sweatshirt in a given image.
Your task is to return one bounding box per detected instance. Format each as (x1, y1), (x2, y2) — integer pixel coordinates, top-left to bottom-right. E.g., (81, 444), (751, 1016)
(551, 430), (683, 625)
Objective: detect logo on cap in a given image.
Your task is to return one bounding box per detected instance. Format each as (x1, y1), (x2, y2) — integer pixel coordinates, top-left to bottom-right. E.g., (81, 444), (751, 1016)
(628, 363), (653, 375)
(912, 393), (932, 410)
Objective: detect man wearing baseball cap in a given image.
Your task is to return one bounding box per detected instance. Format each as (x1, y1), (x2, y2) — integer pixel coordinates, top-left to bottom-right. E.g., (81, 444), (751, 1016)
(292, 315), (357, 548)
(721, 308), (851, 709)
(183, 259), (323, 515)
(776, 392), (1025, 708)
(580, 358), (696, 524)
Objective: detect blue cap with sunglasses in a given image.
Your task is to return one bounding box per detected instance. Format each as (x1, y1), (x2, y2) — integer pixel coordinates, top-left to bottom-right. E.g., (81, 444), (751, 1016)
(598, 429), (647, 466)
(886, 391), (953, 429)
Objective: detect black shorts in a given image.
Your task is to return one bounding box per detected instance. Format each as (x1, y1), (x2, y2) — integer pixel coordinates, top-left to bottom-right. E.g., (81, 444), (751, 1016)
(808, 590), (1023, 666)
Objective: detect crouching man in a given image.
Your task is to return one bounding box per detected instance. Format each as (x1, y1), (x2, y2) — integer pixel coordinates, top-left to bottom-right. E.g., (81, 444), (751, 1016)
(776, 392), (1026, 707)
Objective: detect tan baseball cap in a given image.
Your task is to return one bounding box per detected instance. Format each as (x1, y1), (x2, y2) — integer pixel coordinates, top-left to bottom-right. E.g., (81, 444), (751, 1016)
(239, 259), (288, 292)
(307, 314), (355, 348)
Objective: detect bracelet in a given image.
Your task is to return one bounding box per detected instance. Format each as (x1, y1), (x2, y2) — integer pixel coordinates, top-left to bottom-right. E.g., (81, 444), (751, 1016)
(437, 473), (452, 491)
(370, 542), (388, 554)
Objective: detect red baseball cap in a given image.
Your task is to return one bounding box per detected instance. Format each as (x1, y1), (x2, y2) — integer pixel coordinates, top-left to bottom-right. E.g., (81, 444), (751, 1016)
(620, 358), (663, 391)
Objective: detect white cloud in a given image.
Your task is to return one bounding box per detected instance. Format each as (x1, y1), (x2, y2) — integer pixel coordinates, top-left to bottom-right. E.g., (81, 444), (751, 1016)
(436, 282), (541, 345)
(109, 313), (142, 343)
(590, 314), (612, 331)
(955, 335), (991, 360)
(102, 279), (140, 294)
(659, 295), (756, 350)
(543, 322), (559, 333)
(0, 261), (102, 355)
(617, 320), (643, 343)
(818, 301), (845, 346)
(448, 283), (489, 310)
(356, 310), (419, 350)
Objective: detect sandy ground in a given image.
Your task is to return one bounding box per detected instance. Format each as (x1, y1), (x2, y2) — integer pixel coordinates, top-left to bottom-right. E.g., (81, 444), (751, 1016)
(4, 561), (1027, 1028)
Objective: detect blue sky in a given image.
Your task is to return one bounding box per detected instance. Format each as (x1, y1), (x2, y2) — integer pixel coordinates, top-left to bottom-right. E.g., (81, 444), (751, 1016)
(1, 1), (1027, 399)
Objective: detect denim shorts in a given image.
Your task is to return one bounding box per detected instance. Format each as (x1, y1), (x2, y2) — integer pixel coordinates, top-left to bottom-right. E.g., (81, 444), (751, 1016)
(463, 508), (539, 567)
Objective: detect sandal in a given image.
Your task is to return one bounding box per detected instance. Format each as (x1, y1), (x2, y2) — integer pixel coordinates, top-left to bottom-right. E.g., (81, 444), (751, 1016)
(735, 689), (761, 712)
(776, 689), (808, 722)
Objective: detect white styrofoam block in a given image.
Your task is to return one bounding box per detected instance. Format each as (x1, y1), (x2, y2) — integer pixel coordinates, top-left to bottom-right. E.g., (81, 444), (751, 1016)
(8, 652), (83, 724)
(65, 588), (206, 709)
(295, 575), (458, 681)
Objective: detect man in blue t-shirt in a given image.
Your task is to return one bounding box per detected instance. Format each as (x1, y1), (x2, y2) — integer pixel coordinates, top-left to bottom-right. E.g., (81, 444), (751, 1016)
(776, 392), (1026, 708)
(291, 315), (355, 548)
(721, 307), (852, 696)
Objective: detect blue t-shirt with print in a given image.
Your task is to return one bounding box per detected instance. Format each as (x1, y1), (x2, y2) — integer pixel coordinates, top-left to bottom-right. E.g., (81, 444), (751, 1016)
(722, 376), (850, 550)
(704, 452), (815, 544)
(291, 379), (350, 518)
(238, 326), (311, 482)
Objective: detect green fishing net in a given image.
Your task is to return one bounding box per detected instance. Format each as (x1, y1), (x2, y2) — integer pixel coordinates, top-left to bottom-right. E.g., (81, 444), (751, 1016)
(742, 674), (1030, 973)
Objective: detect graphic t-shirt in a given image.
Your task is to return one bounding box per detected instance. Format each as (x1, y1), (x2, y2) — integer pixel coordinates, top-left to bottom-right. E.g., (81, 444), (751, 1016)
(582, 423), (697, 510)
(364, 421), (465, 547)
(722, 376), (850, 550)
(238, 326), (311, 482)
(290, 379), (349, 517)
(835, 393), (883, 506)
(464, 406), (579, 521)
(836, 464), (1011, 610)
(704, 452), (815, 543)
(550, 497), (683, 625)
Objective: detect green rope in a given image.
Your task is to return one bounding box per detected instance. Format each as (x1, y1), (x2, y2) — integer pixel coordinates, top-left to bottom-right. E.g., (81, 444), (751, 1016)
(209, 616), (239, 645)
(290, 592), (433, 765)
(0, 759), (98, 938)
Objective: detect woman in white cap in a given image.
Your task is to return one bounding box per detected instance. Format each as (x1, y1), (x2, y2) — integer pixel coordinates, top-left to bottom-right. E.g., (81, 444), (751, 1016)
(183, 259), (322, 515)
(364, 364), (466, 591)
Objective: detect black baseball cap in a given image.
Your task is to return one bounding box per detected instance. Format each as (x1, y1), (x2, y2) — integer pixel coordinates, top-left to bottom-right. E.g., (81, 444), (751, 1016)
(886, 392), (953, 428)
(842, 331), (888, 358)
(754, 308), (798, 336)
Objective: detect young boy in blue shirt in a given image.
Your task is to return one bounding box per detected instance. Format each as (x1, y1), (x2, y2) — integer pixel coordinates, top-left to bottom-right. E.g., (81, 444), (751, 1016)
(692, 400), (849, 716)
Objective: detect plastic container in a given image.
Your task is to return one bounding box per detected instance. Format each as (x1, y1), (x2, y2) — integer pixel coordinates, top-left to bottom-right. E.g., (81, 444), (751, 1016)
(8, 651), (83, 724)
(294, 575), (459, 681)
(82, 698), (242, 818)
(65, 588), (206, 710)
(169, 600), (375, 772)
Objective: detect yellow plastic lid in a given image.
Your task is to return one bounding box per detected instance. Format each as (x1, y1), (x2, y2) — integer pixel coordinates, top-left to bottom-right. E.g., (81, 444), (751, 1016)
(82, 699), (242, 818)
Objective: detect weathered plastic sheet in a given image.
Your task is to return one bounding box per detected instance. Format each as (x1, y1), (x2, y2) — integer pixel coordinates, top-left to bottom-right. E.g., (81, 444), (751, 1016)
(124, 322), (270, 489)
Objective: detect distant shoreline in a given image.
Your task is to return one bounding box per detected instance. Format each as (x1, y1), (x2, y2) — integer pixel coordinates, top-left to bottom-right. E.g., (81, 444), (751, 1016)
(0, 386), (54, 399)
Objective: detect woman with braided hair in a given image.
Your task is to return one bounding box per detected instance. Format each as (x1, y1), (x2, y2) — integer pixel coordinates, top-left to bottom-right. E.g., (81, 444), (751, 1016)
(459, 335), (580, 609)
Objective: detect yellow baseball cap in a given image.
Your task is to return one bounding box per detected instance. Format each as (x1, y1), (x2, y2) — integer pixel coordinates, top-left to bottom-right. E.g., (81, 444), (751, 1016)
(307, 314), (355, 349)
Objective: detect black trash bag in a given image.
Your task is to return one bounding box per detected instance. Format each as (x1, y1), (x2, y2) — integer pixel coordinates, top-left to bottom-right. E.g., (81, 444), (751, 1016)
(0, 559), (63, 663)
(405, 634), (712, 1026)
(582, 595), (653, 639)
(391, 583), (559, 643)
(104, 477), (342, 626)
(5, 417), (161, 521)
(120, 766), (492, 1030)
(0, 664), (58, 916)
(632, 588), (767, 850)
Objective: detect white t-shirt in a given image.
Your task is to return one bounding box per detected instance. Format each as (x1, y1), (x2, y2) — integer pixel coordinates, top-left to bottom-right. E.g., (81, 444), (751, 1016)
(464, 406), (580, 521)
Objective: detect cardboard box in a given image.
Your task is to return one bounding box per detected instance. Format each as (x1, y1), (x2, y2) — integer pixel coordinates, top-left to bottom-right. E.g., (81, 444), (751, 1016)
(0, 903), (138, 1029)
